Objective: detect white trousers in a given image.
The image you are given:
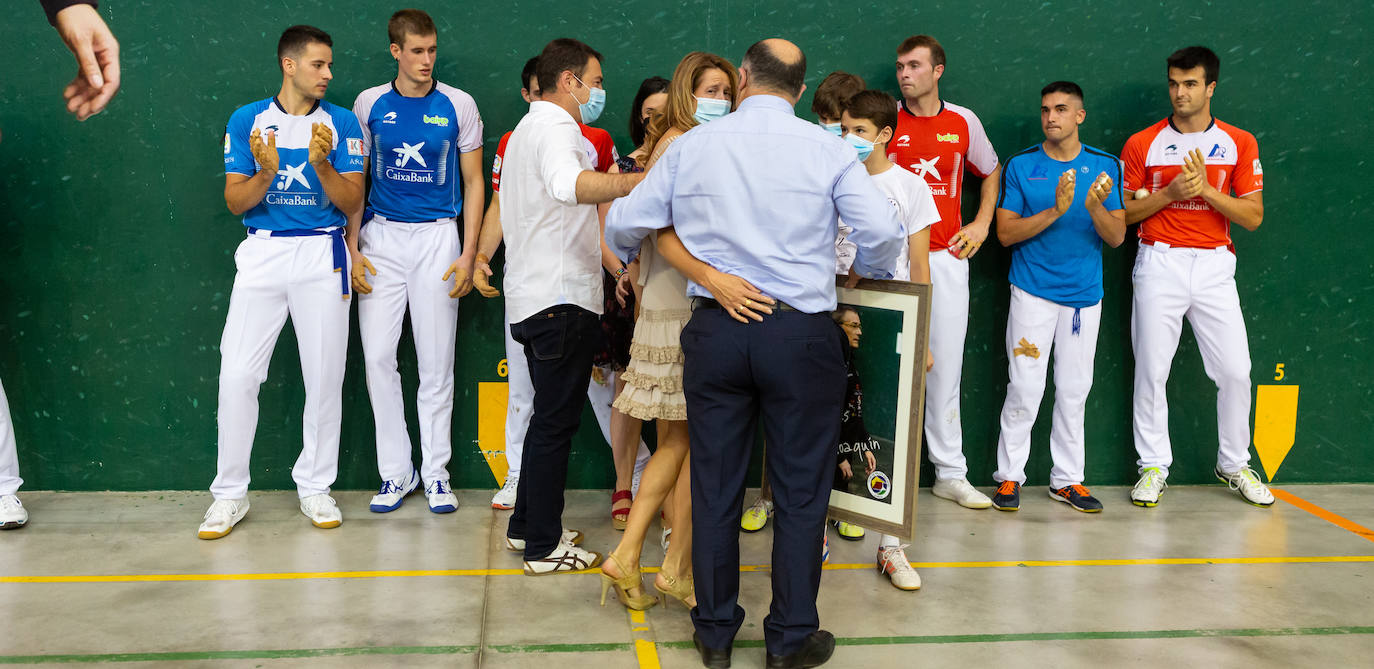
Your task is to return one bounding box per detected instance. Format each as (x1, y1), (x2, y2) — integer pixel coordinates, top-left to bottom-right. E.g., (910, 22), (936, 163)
(358, 216), (460, 485)
(0, 377), (21, 496)
(502, 309), (650, 479)
(1131, 243), (1252, 476)
(924, 251), (970, 480)
(994, 287), (1101, 489)
(211, 234), (351, 500)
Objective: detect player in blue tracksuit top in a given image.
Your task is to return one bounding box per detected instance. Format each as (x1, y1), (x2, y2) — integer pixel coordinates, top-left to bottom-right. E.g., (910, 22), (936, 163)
(347, 9), (484, 515)
(199, 25), (365, 541)
(989, 81), (1125, 514)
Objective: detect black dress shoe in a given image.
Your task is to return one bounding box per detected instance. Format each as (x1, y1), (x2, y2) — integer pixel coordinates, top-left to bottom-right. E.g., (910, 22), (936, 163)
(693, 632), (732, 668)
(765, 630), (835, 668)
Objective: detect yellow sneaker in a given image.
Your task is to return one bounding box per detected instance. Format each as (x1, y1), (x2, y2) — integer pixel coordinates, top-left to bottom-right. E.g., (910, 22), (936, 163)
(740, 498), (772, 532)
(833, 520), (865, 541)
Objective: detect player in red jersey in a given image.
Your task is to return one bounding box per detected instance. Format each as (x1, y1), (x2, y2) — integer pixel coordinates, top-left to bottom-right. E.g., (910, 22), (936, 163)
(1122, 46), (1271, 509)
(890, 35), (1000, 509)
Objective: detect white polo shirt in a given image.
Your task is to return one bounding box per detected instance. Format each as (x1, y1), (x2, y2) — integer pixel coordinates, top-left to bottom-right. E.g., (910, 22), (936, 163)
(500, 101), (604, 324)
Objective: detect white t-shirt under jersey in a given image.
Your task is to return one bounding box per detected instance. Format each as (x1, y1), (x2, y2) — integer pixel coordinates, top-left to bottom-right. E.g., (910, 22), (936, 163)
(837, 163), (939, 280)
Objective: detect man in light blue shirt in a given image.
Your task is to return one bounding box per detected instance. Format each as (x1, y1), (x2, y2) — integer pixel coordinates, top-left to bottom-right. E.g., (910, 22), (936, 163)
(606, 38), (903, 669)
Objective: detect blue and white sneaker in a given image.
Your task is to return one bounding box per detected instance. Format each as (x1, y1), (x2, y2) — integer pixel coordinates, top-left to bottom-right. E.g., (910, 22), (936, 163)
(369, 470), (420, 513)
(426, 480), (458, 514)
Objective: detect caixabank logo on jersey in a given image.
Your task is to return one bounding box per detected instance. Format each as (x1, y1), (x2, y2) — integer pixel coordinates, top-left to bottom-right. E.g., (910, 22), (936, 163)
(264, 159), (320, 207)
(385, 140), (435, 183)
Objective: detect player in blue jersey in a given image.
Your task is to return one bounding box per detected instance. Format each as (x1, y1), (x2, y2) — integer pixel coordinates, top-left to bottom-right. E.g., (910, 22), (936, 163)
(348, 9), (484, 515)
(989, 81), (1125, 514)
(199, 25), (365, 540)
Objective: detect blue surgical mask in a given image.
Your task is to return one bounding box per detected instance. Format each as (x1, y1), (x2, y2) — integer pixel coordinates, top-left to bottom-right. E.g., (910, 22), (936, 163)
(693, 97), (731, 124)
(571, 73), (606, 124)
(820, 121), (842, 137)
(845, 133), (875, 161)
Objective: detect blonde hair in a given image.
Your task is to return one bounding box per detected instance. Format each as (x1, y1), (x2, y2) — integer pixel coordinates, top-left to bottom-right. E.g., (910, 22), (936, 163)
(639, 52), (738, 166)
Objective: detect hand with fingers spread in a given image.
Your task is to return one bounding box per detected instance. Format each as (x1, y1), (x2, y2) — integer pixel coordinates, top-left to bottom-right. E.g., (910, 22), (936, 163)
(249, 128), (279, 174)
(948, 220), (990, 260)
(471, 253), (500, 298)
(1085, 171), (1113, 211)
(702, 268), (775, 323)
(1054, 168), (1077, 215)
(350, 252), (377, 294)
(442, 255), (475, 298)
(54, 4), (121, 121)
(308, 123), (334, 166)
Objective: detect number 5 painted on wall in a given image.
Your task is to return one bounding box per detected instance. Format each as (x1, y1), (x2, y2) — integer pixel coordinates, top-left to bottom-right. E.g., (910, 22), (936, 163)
(1274, 363), (1285, 381)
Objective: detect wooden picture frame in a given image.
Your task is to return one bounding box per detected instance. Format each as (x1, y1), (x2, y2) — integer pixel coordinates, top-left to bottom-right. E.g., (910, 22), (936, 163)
(825, 278), (932, 540)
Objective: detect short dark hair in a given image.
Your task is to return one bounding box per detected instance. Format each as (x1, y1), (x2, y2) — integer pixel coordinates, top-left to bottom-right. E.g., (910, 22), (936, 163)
(742, 40), (806, 97)
(1167, 46), (1220, 84)
(535, 38), (603, 94)
(1040, 80), (1084, 103)
(520, 57), (540, 92)
(278, 25), (332, 70)
(844, 90), (899, 140)
(896, 35), (945, 68)
(388, 9), (436, 46)
(629, 76), (670, 147)
(811, 71), (865, 119)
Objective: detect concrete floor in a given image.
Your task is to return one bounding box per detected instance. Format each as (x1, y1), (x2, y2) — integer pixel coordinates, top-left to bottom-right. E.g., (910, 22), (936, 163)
(1, 485), (1372, 668)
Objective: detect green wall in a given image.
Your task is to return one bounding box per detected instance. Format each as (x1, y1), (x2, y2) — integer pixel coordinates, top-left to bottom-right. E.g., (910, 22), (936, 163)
(0, 0), (1369, 491)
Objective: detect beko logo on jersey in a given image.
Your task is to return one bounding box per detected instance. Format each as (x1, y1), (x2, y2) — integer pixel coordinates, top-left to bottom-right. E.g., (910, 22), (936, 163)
(423, 114), (450, 127)
(936, 133), (960, 143)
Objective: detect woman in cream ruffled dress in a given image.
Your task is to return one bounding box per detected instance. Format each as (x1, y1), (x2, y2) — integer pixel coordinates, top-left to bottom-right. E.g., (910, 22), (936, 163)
(598, 51), (737, 612)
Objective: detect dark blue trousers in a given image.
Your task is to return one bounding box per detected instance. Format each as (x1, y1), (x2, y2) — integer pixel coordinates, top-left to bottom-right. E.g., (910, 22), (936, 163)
(682, 306), (846, 656)
(506, 304), (599, 559)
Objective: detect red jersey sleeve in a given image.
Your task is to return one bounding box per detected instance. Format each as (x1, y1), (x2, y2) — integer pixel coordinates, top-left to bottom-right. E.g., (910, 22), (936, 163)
(1120, 132), (1147, 193)
(1228, 127), (1262, 196)
(491, 131), (512, 193)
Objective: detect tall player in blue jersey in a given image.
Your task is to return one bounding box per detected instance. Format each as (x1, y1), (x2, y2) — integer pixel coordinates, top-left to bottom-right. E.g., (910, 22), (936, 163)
(989, 81), (1125, 514)
(348, 10), (484, 515)
(199, 25), (365, 540)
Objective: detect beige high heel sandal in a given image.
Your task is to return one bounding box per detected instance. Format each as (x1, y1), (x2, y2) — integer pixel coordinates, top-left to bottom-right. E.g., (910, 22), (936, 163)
(653, 570), (696, 609)
(599, 554), (659, 611)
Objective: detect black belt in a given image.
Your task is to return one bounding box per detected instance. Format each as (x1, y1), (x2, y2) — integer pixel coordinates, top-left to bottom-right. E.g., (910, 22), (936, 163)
(691, 297), (799, 314)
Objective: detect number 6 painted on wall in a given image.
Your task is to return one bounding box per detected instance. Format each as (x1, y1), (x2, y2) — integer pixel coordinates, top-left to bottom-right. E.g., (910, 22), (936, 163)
(498, 358), (509, 378)
(1274, 363), (1285, 381)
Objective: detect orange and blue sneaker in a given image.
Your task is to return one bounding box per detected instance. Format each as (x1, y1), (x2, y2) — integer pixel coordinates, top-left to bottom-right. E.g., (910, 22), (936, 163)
(992, 480), (1020, 511)
(1049, 484), (1103, 513)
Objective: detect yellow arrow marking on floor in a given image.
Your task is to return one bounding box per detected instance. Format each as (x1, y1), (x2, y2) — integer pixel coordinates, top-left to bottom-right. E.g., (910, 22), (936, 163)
(477, 382), (510, 486)
(1254, 384), (1299, 481)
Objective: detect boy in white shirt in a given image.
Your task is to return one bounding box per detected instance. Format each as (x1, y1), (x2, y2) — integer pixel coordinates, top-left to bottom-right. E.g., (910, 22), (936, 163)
(839, 89), (939, 590)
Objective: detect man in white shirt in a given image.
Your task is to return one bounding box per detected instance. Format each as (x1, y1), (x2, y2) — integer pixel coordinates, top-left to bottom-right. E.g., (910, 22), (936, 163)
(501, 38), (644, 575)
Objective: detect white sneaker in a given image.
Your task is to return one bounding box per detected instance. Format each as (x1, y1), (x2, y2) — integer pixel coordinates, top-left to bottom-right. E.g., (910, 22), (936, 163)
(300, 494), (342, 529)
(369, 470), (420, 513)
(523, 540), (603, 575)
(1216, 467), (1275, 507)
(0, 494), (29, 530)
(491, 474), (519, 510)
(197, 498), (248, 540)
(877, 545), (921, 591)
(1131, 467), (1167, 507)
(425, 480), (458, 514)
(506, 528), (584, 552)
(931, 478), (992, 509)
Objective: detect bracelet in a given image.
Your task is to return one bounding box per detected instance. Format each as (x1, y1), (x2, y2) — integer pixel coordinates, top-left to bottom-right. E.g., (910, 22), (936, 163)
(615, 267), (627, 278)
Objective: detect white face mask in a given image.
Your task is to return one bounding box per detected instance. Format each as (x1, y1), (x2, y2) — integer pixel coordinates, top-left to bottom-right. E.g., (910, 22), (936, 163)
(693, 97), (731, 124)
(820, 121), (842, 137)
(844, 132), (875, 161)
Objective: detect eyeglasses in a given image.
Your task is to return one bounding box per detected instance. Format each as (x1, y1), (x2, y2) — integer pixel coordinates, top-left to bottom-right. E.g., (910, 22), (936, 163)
(840, 322), (862, 331)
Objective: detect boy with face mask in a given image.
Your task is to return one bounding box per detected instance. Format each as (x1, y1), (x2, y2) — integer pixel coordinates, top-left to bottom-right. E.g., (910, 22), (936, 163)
(838, 88), (939, 590)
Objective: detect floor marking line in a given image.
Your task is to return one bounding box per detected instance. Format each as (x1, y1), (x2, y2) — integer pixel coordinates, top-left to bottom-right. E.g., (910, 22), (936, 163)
(1272, 488), (1374, 544)
(7, 626), (1373, 664)
(4, 555), (1372, 585)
